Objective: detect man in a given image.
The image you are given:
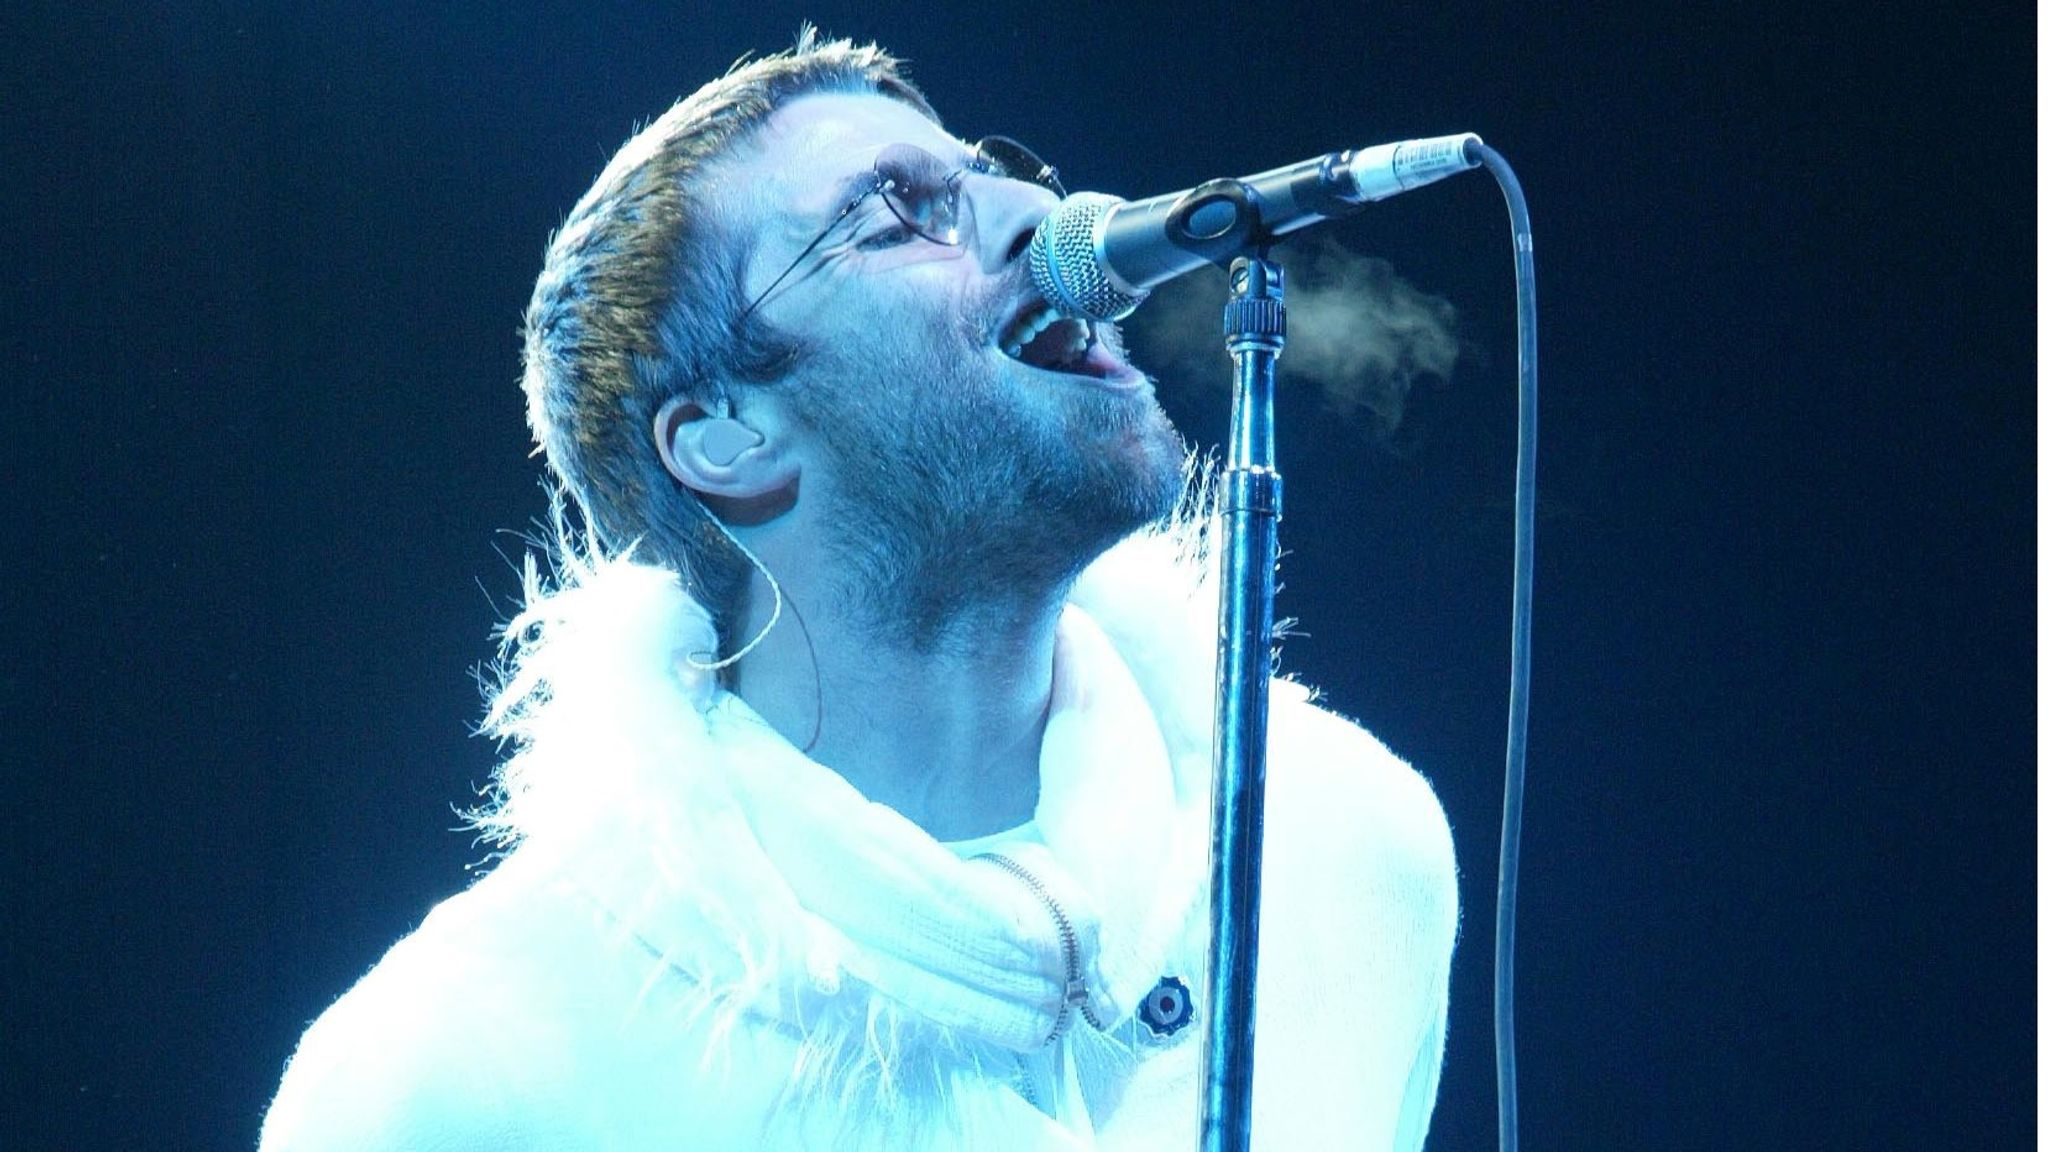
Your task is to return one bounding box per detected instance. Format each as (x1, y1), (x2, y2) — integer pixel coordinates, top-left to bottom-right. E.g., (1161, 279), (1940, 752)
(261, 32), (1457, 1151)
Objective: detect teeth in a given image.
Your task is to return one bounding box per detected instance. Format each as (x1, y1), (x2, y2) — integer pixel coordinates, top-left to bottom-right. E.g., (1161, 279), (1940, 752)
(1000, 303), (1100, 369)
(1002, 303), (1059, 354)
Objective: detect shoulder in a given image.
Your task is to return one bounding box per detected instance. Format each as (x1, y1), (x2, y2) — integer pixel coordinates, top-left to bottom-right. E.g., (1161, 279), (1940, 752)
(259, 851), (809, 1151)
(1243, 693), (1459, 1146)
(1265, 689), (1458, 910)
(257, 861), (593, 1151)
(1255, 690), (1460, 1000)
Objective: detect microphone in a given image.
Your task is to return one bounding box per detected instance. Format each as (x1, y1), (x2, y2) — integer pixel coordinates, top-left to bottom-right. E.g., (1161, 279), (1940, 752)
(1028, 133), (1482, 321)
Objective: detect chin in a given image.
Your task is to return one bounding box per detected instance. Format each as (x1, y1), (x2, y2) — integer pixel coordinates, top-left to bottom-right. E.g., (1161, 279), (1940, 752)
(1061, 402), (1186, 550)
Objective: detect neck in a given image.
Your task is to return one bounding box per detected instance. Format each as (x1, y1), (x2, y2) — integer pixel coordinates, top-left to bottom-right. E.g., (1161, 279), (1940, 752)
(727, 559), (1067, 842)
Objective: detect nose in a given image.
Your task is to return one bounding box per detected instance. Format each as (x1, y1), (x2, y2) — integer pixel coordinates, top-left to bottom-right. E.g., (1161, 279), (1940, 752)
(963, 171), (1059, 274)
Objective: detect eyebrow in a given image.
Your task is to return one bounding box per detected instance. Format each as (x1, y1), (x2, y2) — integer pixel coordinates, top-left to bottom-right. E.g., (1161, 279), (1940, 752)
(818, 166), (880, 225)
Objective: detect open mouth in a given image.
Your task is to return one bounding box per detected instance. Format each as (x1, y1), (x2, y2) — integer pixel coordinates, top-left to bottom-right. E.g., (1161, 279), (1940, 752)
(998, 298), (1129, 381)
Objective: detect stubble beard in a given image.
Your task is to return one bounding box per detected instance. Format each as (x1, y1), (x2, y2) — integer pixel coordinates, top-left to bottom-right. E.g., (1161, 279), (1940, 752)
(798, 312), (1184, 656)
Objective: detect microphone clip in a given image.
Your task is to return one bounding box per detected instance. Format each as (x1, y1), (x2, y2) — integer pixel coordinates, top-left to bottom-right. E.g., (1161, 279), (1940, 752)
(1163, 178), (1270, 268)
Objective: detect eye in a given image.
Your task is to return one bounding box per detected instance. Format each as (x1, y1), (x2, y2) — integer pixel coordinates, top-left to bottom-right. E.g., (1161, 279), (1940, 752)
(856, 222), (917, 251)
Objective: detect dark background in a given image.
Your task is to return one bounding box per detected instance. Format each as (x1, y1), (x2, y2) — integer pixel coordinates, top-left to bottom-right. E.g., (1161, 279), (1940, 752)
(5, 2), (2034, 1148)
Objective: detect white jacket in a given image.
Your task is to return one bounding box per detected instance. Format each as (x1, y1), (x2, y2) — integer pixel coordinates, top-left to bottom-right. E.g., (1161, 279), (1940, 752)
(260, 530), (1458, 1150)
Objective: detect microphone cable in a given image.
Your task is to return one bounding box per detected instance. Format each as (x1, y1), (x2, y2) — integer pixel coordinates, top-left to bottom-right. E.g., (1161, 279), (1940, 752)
(1471, 141), (1535, 1152)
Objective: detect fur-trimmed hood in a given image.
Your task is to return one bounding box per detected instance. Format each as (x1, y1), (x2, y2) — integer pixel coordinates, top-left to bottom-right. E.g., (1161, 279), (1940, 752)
(261, 519), (1458, 1152)
(467, 524), (1306, 1137)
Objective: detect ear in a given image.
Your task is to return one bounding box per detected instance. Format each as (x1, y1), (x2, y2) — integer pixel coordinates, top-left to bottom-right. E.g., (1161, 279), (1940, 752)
(653, 394), (796, 500)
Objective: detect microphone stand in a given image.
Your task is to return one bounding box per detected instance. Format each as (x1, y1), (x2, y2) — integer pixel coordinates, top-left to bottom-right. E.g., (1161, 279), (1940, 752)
(1200, 250), (1284, 1152)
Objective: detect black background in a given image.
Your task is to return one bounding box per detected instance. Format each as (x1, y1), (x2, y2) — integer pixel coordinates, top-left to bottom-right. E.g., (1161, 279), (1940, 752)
(5, 2), (2034, 1148)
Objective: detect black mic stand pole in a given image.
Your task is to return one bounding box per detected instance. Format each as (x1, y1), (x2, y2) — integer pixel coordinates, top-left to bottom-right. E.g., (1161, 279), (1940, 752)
(1200, 249), (1284, 1152)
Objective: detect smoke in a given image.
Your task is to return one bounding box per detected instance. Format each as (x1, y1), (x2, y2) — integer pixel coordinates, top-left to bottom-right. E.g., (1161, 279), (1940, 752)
(1122, 237), (1459, 437)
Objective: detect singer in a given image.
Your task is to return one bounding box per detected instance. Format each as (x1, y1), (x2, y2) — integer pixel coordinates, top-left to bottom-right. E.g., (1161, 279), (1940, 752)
(260, 33), (1456, 1151)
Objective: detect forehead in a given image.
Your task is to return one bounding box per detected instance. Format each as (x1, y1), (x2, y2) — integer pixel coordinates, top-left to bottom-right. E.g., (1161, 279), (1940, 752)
(729, 91), (965, 227)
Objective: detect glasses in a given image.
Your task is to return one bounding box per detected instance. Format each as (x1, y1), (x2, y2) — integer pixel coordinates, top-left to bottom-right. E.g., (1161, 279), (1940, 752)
(740, 136), (1064, 322)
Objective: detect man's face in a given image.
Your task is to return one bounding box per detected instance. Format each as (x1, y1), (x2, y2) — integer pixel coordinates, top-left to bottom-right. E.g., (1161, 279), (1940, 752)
(724, 92), (1184, 644)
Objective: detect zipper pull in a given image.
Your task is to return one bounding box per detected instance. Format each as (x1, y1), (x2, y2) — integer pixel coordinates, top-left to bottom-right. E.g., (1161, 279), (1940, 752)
(1065, 977), (1091, 1011)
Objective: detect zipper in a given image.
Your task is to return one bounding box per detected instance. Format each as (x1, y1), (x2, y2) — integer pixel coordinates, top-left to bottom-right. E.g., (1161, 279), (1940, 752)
(976, 852), (1105, 1042)
(1016, 1058), (1043, 1111)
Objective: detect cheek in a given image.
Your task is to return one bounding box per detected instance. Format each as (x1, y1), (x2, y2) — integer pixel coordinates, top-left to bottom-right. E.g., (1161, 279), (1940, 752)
(883, 256), (1001, 348)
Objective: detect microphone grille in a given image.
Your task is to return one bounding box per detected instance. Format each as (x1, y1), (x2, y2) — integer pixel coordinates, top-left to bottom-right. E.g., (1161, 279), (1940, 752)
(1028, 192), (1146, 322)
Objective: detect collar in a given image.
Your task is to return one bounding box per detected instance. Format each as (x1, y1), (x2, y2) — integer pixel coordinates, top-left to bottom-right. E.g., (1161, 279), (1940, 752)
(480, 530), (1223, 1057)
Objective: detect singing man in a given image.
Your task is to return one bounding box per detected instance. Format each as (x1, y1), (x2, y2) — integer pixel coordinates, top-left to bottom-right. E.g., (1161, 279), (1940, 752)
(260, 32), (1458, 1151)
